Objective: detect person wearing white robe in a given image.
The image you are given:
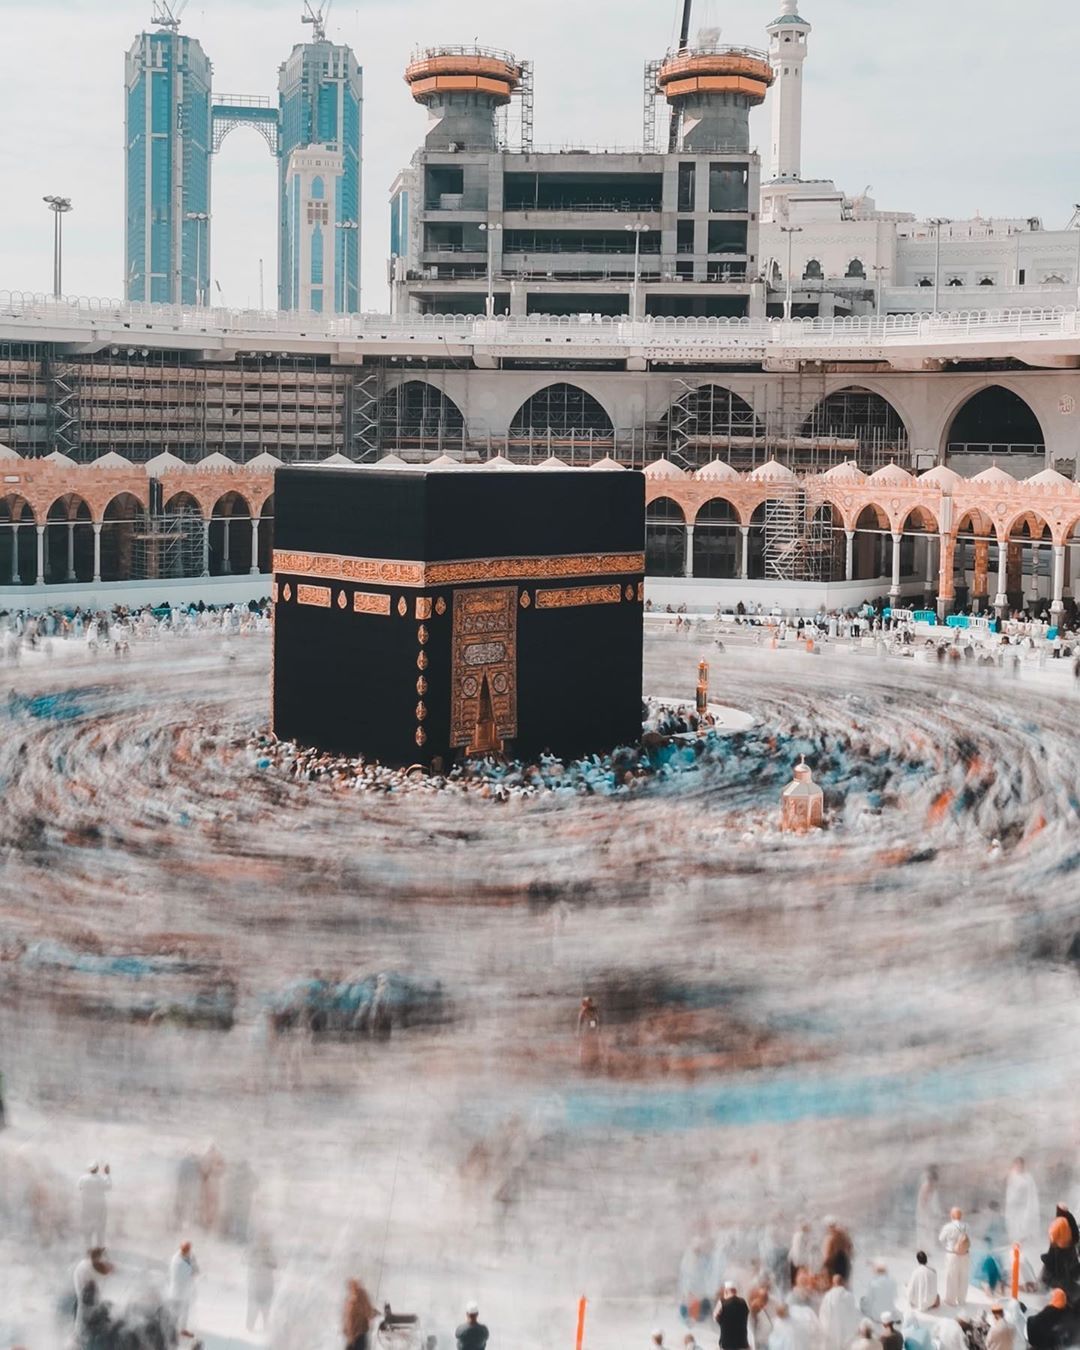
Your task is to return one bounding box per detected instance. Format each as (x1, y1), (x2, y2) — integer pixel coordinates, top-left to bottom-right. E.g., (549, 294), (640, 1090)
(1004, 1158), (1041, 1254)
(861, 1263), (898, 1323)
(819, 1276), (860, 1350)
(986, 1304), (1015, 1350)
(916, 1169), (944, 1253)
(938, 1210), (971, 1307)
(788, 1300), (821, 1350)
(906, 1252), (940, 1312)
(769, 1306), (799, 1350)
(168, 1240), (200, 1335)
(849, 1320), (876, 1350)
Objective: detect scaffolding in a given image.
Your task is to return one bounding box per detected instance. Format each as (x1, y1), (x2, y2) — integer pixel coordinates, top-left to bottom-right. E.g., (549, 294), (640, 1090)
(131, 510), (205, 581)
(761, 484), (834, 583)
(496, 59), (535, 152)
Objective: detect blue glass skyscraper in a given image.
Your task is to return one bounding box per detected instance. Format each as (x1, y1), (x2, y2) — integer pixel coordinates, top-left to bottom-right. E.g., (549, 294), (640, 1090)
(278, 35), (362, 312)
(124, 21), (212, 305)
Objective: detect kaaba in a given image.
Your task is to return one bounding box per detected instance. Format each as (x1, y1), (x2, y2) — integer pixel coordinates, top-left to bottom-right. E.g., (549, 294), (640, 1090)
(272, 466), (645, 766)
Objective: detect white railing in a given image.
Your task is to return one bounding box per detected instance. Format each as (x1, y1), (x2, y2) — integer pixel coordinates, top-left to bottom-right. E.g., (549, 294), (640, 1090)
(0, 291), (1077, 352)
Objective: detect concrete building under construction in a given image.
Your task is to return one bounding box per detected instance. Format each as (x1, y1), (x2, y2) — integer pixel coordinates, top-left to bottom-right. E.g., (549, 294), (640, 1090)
(389, 25), (773, 320)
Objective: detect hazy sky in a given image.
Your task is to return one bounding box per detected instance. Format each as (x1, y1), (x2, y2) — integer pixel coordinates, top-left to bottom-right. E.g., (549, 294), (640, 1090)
(1, 0), (1077, 311)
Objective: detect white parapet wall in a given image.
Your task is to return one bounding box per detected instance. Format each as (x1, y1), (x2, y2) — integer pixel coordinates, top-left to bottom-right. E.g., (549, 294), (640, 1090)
(644, 575), (929, 613)
(0, 574), (272, 613)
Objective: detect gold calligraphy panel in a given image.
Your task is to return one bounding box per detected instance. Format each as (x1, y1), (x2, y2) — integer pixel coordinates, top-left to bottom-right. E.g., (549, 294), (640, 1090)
(534, 584), (623, 610)
(297, 584), (331, 608)
(353, 591), (391, 616)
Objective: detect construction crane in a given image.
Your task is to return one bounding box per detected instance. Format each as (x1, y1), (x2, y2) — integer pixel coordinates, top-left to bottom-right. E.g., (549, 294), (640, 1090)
(667, 0), (693, 152)
(301, 0), (331, 42)
(151, 0), (187, 31)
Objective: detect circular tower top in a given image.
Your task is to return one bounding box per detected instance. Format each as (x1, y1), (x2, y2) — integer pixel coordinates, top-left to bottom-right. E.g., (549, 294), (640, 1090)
(657, 43), (774, 109)
(405, 45), (523, 107)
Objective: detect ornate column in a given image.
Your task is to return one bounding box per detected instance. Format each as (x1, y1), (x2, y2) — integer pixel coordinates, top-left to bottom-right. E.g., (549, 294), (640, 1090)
(739, 526), (750, 581)
(683, 524), (694, 579)
(222, 517), (232, 575)
(936, 531), (956, 620)
(844, 529), (855, 582)
(66, 522), (76, 581)
(1051, 543), (1066, 618)
(889, 531), (903, 602)
(1006, 541), (1022, 609)
(11, 524), (21, 585)
(92, 521), (102, 583)
(972, 539), (989, 612)
(35, 524), (45, 586)
(201, 518), (210, 577)
(994, 535), (1009, 614)
(924, 534), (937, 602)
(249, 517), (261, 576)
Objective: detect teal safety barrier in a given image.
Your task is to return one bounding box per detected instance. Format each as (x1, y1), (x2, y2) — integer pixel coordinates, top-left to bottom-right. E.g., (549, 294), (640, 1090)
(913, 610), (937, 625)
(946, 614), (970, 629)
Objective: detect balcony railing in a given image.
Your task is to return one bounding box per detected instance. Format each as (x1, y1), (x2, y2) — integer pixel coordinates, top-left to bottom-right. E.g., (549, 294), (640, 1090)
(1, 291), (1078, 354)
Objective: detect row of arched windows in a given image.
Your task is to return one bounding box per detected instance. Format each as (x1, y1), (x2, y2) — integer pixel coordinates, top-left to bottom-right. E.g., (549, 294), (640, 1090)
(0, 493), (274, 586)
(376, 381), (1046, 454)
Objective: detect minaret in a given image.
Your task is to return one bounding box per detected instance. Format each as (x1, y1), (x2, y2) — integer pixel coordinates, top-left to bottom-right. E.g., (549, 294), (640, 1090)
(766, 0), (811, 182)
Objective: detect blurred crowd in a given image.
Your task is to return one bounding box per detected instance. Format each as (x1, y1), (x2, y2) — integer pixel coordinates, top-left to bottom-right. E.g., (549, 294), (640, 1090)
(248, 699), (718, 800)
(663, 1160), (1078, 1350)
(0, 601), (271, 665)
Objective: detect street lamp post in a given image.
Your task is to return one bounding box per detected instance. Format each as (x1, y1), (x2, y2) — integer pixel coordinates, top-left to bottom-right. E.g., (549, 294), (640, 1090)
(624, 223), (650, 321)
(1073, 205), (1080, 309)
(929, 218), (951, 315)
(43, 196), (73, 299)
(479, 222), (503, 317)
(336, 219), (359, 311)
(184, 211), (209, 306)
(779, 225), (802, 321)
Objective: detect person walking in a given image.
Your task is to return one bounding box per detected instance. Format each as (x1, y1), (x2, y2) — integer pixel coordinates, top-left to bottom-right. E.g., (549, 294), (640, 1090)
(168, 1240), (199, 1338)
(456, 1300), (490, 1350)
(1005, 1159), (1041, 1256)
(939, 1208), (971, 1307)
(714, 1282), (751, 1350)
(342, 1278), (377, 1350)
(77, 1162), (111, 1248)
(246, 1236), (276, 1333)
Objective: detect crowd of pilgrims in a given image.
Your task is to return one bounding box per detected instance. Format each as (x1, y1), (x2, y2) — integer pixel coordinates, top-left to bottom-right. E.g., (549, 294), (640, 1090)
(668, 1166), (1080, 1350)
(250, 700), (717, 798)
(30, 1151), (490, 1350)
(0, 601), (271, 663)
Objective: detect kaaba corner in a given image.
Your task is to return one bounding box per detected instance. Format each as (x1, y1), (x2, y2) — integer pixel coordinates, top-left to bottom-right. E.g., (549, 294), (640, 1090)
(271, 466), (645, 766)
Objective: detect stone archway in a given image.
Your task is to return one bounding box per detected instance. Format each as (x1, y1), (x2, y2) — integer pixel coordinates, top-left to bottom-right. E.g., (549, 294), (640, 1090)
(692, 498), (740, 578)
(45, 494), (94, 584)
(944, 386), (1046, 461)
(508, 383), (615, 461)
(646, 497), (687, 578)
(0, 495), (37, 586)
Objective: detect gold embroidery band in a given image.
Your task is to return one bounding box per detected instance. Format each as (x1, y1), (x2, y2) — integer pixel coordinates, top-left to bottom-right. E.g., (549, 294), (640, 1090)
(353, 591), (392, 616)
(297, 584), (331, 608)
(274, 549), (644, 588)
(534, 584), (623, 610)
(274, 550), (424, 587)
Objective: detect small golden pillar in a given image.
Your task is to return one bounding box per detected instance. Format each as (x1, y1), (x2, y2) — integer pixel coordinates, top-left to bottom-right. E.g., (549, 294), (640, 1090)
(696, 657), (709, 716)
(780, 756), (824, 832)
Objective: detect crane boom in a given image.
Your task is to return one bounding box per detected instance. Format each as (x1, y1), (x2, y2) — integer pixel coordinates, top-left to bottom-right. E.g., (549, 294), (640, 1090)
(667, 0), (693, 152)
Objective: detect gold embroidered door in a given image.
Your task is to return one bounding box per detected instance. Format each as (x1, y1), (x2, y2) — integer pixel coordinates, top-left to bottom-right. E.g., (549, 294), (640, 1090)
(450, 586), (518, 752)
